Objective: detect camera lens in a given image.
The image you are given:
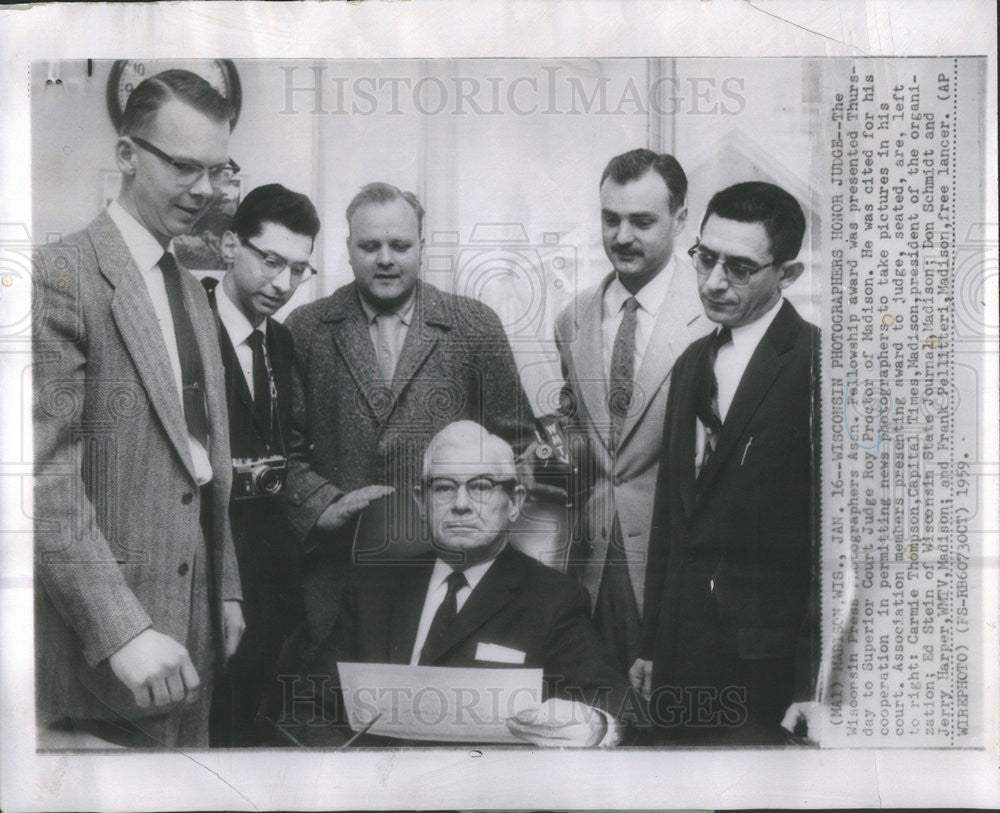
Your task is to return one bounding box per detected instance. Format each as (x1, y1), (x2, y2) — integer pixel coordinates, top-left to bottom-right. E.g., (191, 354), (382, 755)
(254, 465), (283, 496)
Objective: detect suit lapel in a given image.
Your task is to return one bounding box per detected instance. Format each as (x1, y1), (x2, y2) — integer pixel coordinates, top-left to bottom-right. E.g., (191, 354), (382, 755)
(206, 287), (255, 418)
(94, 214), (197, 481)
(324, 286), (388, 419)
(674, 340), (705, 519)
(618, 268), (705, 450)
(696, 301), (801, 497)
(570, 276), (613, 448)
(389, 283), (445, 403)
(420, 545), (522, 666)
(388, 557), (435, 663)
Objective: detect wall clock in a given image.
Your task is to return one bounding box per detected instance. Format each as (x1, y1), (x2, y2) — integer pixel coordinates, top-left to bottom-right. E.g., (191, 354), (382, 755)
(106, 59), (242, 132)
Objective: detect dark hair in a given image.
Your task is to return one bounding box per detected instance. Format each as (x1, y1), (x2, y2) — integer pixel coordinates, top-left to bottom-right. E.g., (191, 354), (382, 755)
(346, 182), (425, 235)
(230, 183), (321, 242)
(119, 69), (235, 137)
(599, 148), (687, 213)
(701, 181), (806, 264)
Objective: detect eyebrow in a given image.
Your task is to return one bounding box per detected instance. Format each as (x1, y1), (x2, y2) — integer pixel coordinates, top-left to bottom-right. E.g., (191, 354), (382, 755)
(697, 243), (761, 265)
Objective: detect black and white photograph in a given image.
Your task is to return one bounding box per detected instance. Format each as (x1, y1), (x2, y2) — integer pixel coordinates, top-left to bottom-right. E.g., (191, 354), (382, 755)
(1, 2), (997, 810)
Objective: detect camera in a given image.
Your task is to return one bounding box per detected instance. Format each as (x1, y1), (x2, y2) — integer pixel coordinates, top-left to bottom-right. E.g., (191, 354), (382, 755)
(232, 455), (286, 500)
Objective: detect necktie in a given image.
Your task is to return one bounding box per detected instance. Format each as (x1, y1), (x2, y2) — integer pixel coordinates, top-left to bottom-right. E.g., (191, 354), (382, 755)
(695, 326), (732, 474)
(608, 296), (639, 450)
(419, 570), (468, 665)
(159, 252), (208, 446)
(374, 311), (400, 380)
(247, 329), (273, 444)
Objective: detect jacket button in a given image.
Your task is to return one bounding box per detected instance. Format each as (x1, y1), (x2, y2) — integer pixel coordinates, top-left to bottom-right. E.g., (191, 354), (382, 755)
(181, 492), (194, 505)
(178, 562), (189, 576)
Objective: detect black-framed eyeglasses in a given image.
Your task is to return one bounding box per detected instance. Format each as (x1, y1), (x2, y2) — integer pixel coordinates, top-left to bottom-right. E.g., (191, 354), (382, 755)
(130, 136), (240, 189)
(688, 242), (777, 286)
(423, 476), (517, 504)
(240, 238), (316, 280)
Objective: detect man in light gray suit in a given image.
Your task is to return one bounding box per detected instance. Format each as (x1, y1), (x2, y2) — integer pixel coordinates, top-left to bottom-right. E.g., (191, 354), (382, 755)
(555, 149), (706, 672)
(33, 70), (244, 748)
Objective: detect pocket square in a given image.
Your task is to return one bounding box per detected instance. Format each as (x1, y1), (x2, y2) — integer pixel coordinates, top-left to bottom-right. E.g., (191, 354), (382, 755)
(475, 642), (526, 664)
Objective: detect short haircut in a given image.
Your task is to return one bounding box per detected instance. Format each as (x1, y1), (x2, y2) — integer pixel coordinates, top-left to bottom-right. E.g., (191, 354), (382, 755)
(421, 421), (518, 483)
(230, 183), (321, 243)
(701, 181), (806, 264)
(119, 69), (235, 137)
(599, 148), (688, 213)
(345, 182), (425, 236)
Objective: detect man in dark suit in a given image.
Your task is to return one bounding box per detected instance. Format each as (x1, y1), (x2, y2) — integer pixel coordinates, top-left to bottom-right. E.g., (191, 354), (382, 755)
(284, 183), (535, 641)
(634, 181), (819, 744)
(281, 421), (637, 747)
(201, 184), (319, 746)
(33, 70), (244, 748)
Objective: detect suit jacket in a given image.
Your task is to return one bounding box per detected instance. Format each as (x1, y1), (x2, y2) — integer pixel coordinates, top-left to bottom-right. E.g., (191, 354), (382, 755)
(554, 267), (706, 614)
(289, 544), (636, 744)
(33, 210), (241, 725)
(640, 300), (820, 735)
(284, 280), (535, 637)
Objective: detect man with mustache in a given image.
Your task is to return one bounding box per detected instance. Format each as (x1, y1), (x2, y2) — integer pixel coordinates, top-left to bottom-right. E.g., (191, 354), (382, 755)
(635, 181), (819, 743)
(554, 149), (706, 674)
(33, 70), (244, 747)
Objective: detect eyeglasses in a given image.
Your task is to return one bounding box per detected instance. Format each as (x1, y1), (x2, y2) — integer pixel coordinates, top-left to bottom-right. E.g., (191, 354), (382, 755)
(130, 136), (240, 189)
(424, 476), (517, 504)
(240, 238), (317, 280)
(688, 242), (777, 286)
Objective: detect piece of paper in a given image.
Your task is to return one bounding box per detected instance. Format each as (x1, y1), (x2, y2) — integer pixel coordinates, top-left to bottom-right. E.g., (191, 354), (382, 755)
(337, 662), (542, 743)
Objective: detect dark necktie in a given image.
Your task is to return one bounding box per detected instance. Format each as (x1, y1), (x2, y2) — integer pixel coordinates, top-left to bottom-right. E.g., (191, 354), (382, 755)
(419, 570), (468, 665)
(159, 252), (208, 446)
(695, 326), (732, 474)
(608, 296), (639, 450)
(247, 329), (273, 442)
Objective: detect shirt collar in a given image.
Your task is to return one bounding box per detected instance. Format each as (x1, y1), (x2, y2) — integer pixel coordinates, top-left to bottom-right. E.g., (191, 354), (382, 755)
(216, 278), (264, 346)
(107, 199), (169, 276)
(726, 295), (785, 351)
(604, 254), (676, 318)
(358, 287), (417, 327)
(429, 550), (501, 594)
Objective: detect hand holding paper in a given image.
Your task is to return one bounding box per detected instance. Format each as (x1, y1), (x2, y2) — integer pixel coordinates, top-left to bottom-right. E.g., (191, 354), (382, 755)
(506, 697), (612, 747)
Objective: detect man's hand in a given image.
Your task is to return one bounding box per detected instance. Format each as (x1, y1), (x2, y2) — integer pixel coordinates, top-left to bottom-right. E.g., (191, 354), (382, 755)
(629, 658), (653, 700)
(315, 485), (395, 532)
(108, 629), (200, 709)
(506, 698), (612, 747)
(781, 701), (824, 743)
(222, 599), (246, 660)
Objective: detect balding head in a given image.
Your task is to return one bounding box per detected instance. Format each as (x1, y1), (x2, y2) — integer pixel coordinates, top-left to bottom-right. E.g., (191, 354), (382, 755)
(421, 421), (518, 483)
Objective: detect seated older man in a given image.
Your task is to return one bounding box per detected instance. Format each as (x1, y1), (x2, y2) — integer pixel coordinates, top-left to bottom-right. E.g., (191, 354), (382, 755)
(278, 420), (639, 747)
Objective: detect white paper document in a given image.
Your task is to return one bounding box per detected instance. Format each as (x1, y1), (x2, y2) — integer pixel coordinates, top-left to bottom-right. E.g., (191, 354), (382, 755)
(337, 662), (543, 743)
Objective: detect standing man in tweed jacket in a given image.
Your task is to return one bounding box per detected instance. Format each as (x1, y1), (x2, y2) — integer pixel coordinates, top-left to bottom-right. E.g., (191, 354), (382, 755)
(33, 70), (244, 748)
(284, 182), (535, 640)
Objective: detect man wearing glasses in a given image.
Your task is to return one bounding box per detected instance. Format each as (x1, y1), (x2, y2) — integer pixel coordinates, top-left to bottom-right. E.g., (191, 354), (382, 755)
(634, 181), (819, 744)
(200, 184), (319, 746)
(33, 70), (244, 747)
(281, 421), (635, 747)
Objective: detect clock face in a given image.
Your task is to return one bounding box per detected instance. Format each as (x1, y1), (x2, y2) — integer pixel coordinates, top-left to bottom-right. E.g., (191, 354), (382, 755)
(107, 59), (241, 131)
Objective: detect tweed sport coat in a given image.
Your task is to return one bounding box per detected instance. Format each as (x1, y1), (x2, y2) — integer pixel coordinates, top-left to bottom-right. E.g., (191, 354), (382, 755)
(284, 280), (535, 637)
(33, 211), (241, 725)
(554, 267), (707, 616)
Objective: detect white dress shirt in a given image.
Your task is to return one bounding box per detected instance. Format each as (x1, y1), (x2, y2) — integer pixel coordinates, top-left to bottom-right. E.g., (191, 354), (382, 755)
(409, 555), (498, 664)
(694, 296), (785, 470)
(601, 255), (676, 380)
(108, 200), (213, 485)
(215, 282), (266, 398)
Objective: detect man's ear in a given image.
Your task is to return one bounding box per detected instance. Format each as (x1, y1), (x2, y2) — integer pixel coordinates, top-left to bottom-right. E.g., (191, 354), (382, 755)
(777, 260), (805, 289)
(114, 136), (137, 177)
(672, 204), (688, 235)
(220, 231), (239, 265)
(412, 485), (426, 521)
(508, 485), (527, 522)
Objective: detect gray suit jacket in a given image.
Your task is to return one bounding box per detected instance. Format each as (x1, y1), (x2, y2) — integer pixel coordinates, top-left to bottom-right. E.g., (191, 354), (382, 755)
(554, 266), (706, 615)
(33, 210), (241, 724)
(284, 280), (535, 637)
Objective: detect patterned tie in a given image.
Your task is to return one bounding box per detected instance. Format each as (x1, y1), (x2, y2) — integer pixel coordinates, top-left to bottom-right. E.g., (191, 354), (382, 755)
(419, 570), (468, 665)
(608, 296), (639, 450)
(247, 329), (273, 443)
(159, 252), (208, 446)
(695, 326), (732, 474)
